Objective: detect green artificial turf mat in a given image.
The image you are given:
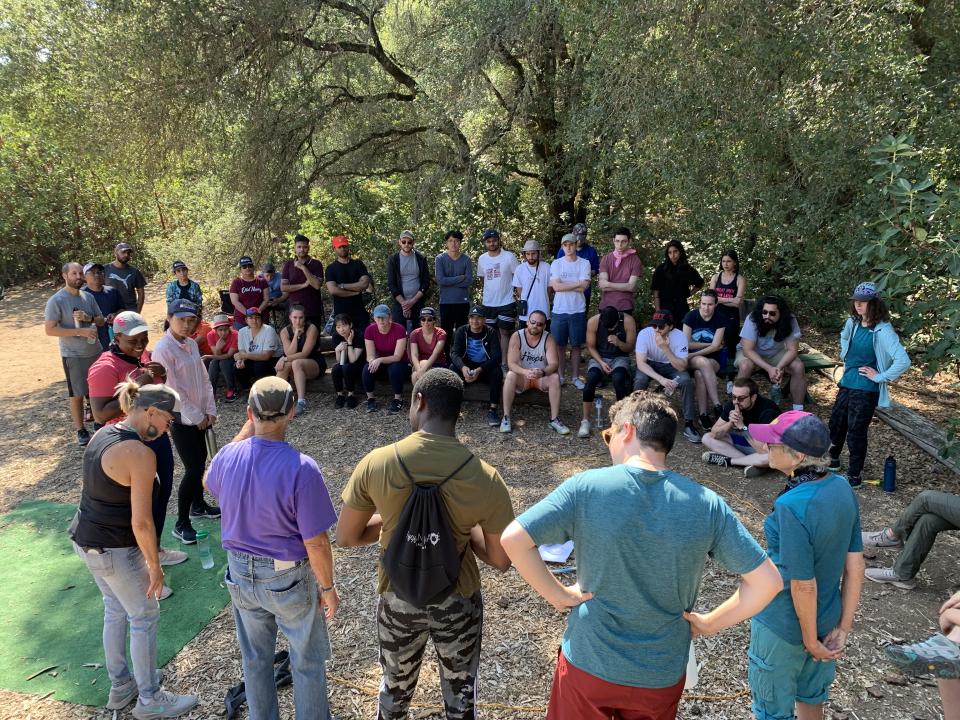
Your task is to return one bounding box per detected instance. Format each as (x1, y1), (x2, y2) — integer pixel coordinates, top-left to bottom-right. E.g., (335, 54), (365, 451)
(0, 501), (228, 706)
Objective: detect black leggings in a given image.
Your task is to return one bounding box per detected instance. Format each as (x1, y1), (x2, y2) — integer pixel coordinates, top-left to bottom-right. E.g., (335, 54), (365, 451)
(332, 359), (364, 393)
(582, 365), (630, 402)
(440, 303), (469, 337)
(145, 433), (174, 538)
(170, 423), (208, 526)
(464, 364), (503, 406)
(828, 386), (879, 479)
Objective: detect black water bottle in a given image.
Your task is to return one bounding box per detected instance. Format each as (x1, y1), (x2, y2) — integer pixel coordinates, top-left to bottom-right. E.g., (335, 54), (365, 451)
(883, 455), (897, 493)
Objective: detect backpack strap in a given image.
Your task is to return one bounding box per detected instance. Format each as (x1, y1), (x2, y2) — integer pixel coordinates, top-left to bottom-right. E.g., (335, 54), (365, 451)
(393, 443), (474, 488)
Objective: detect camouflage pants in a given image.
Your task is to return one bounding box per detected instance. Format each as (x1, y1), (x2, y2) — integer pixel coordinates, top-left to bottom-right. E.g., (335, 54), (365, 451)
(377, 591), (483, 720)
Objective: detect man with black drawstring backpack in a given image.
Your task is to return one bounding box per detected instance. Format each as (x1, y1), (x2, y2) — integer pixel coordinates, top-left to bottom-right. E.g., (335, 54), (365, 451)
(337, 368), (514, 720)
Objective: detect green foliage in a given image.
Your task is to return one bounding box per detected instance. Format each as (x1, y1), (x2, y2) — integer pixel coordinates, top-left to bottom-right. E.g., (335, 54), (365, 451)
(862, 135), (960, 376)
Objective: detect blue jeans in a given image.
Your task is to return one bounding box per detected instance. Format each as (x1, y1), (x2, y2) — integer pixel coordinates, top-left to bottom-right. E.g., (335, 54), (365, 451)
(73, 542), (160, 703)
(225, 552), (333, 720)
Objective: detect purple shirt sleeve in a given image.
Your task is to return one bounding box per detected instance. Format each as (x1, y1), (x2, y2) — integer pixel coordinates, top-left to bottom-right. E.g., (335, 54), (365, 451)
(294, 457), (338, 540)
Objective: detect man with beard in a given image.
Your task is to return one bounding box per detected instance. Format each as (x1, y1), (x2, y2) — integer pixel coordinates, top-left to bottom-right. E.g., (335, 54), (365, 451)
(500, 310), (568, 435)
(578, 306), (637, 438)
(281, 234), (326, 330)
(105, 242), (147, 312)
(512, 240), (551, 330)
(386, 230), (432, 331)
(736, 294), (807, 411)
(44, 262), (105, 446)
(325, 234), (372, 332)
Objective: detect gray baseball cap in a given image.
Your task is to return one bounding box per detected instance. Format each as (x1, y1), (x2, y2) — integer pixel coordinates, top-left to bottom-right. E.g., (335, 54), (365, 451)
(134, 384), (182, 423)
(248, 377), (295, 420)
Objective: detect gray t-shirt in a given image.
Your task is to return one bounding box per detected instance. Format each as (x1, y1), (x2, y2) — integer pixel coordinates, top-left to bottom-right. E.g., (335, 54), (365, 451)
(44, 288), (102, 358)
(104, 264), (146, 310)
(738, 316), (802, 358)
(399, 253), (420, 299)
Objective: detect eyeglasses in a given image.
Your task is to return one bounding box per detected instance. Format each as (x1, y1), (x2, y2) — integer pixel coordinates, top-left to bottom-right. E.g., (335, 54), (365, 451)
(731, 393), (753, 402)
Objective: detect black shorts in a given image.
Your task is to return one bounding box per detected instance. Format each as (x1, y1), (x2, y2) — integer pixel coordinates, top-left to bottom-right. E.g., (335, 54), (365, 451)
(483, 303), (516, 331)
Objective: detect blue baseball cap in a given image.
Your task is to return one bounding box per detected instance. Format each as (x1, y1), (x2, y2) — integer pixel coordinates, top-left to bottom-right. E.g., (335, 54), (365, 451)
(372, 304), (391, 318)
(482, 228), (500, 240)
(168, 299), (199, 318)
(850, 282), (880, 301)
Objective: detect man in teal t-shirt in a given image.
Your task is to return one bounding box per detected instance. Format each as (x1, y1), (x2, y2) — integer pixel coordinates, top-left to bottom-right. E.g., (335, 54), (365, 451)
(502, 393), (782, 720)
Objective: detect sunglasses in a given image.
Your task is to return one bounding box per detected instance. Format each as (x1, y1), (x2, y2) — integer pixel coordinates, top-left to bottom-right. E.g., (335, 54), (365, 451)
(241, 264), (254, 269)
(761, 310), (778, 317)
(420, 317), (435, 322)
(399, 240), (414, 245)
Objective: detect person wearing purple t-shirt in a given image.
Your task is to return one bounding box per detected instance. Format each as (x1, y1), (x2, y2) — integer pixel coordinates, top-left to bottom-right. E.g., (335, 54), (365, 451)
(205, 376), (339, 720)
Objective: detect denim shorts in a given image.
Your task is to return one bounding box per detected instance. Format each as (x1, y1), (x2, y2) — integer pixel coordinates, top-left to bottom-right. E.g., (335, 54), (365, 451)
(552, 313), (586, 346)
(749, 620), (835, 719)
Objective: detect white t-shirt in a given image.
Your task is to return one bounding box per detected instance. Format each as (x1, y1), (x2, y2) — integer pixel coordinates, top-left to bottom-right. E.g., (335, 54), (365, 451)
(634, 326), (689, 364)
(238, 324), (282, 358)
(478, 251), (518, 307)
(550, 256), (591, 315)
(738, 316), (802, 358)
(511, 261), (552, 320)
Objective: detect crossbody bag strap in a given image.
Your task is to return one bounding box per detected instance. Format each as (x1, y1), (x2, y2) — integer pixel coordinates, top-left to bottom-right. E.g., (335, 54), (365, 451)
(524, 264), (538, 302)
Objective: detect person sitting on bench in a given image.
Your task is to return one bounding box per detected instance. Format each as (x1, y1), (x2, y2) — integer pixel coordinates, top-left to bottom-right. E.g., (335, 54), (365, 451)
(735, 294), (806, 411)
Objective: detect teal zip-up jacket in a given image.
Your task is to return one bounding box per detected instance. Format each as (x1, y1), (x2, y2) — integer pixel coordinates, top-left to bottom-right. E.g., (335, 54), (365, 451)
(838, 319), (910, 408)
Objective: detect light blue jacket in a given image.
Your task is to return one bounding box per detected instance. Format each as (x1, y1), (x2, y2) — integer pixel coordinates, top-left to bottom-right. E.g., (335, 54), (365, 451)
(838, 319), (910, 408)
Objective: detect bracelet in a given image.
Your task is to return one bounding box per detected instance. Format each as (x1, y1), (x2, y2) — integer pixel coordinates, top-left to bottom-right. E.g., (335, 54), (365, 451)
(319, 584), (334, 594)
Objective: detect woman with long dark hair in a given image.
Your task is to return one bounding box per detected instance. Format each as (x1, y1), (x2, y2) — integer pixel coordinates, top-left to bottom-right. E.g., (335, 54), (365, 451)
(827, 282), (910, 487)
(650, 240), (704, 325)
(709, 249), (746, 355)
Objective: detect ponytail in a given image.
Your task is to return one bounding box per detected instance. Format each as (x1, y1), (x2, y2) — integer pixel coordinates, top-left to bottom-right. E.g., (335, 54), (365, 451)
(115, 379), (140, 415)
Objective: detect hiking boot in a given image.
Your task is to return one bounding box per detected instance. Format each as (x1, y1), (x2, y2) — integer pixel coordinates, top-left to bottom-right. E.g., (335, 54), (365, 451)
(334, 394), (346, 409)
(702, 452), (732, 467)
(387, 399), (402, 415)
(486, 408), (500, 427)
(131, 688), (198, 719)
(578, 419), (591, 438)
(865, 566), (916, 589)
(189, 503), (221, 520)
(862, 528), (903, 549)
(848, 474), (863, 488)
(827, 457), (841, 472)
(885, 633), (960, 679)
(224, 389), (237, 403)
(77, 428), (91, 448)
(171, 523), (197, 545)
(499, 416), (512, 433)
(744, 465), (764, 478)
(549, 417), (571, 435)
(683, 423), (702, 444)
(158, 548), (188, 566)
(346, 394), (359, 409)
(366, 398), (378, 414)
(295, 398), (307, 417)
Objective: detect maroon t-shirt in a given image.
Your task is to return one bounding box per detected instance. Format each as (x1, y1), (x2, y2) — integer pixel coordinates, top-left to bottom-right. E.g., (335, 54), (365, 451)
(229, 276), (268, 325)
(409, 327), (447, 366)
(281, 257), (325, 320)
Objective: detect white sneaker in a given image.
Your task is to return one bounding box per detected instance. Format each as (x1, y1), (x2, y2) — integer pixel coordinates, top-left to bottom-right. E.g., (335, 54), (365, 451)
(158, 585), (173, 601)
(578, 419), (591, 438)
(131, 688), (198, 719)
(549, 418), (571, 435)
(499, 416), (512, 433)
(572, 377), (585, 390)
(158, 548), (188, 566)
(865, 566), (916, 589)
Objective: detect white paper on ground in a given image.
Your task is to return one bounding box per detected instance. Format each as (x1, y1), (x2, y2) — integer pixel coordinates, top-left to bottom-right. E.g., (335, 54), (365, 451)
(538, 541), (574, 563)
(684, 641), (699, 689)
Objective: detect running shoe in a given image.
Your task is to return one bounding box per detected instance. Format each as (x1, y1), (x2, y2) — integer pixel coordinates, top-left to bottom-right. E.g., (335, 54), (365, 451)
(500, 416), (512, 433)
(702, 452), (732, 467)
(549, 418), (571, 435)
(885, 633), (960, 678)
(865, 566), (916, 589)
(577, 419), (591, 438)
(861, 529), (903, 548)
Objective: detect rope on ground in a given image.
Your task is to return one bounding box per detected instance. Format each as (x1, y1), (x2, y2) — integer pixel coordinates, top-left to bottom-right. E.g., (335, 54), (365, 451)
(329, 675), (751, 709)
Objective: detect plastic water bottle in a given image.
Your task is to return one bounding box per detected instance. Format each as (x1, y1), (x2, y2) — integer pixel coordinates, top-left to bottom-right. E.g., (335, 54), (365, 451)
(770, 383), (782, 404)
(196, 530), (215, 569)
(594, 397), (603, 427)
(664, 384), (675, 398)
(74, 306), (97, 344)
(883, 455), (897, 493)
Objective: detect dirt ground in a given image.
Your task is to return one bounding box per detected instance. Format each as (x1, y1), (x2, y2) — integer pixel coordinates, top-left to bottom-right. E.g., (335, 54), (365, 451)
(1, 282), (958, 720)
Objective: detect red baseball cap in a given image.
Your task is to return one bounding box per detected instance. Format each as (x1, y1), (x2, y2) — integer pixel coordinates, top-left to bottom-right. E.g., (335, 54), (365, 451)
(331, 235), (350, 248)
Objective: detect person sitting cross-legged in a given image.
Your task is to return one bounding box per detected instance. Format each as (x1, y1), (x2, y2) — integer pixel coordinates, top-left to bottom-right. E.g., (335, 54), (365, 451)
(862, 490), (960, 590)
(701, 377), (780, 478)
(500, 310), (568, 435)
(578, 306), (636, 438)
(633, 310), (701, 443)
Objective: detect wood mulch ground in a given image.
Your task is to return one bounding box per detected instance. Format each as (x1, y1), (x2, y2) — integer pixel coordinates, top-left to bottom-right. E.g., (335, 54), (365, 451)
(0, 283), (957, 719)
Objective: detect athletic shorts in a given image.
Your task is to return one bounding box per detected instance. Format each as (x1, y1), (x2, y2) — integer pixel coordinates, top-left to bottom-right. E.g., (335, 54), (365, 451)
(552, 313), (586, 347)
(749, 620), (835, 720)
(483, 303), (516, 332)
(516, 373), (549, 392)
(62, 354), (98, 398)
(735, 346), (789, 370)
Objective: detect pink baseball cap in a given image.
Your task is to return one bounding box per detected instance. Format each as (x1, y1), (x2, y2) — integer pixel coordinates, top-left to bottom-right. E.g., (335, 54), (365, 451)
(748, 410), (831, 456)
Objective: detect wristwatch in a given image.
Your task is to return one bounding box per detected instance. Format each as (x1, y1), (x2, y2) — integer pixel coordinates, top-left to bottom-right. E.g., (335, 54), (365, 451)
(319, 584), (335, 594)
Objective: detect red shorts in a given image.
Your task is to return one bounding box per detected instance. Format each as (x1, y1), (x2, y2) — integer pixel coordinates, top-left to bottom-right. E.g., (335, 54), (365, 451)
(546, 650), (685, 720)
(517, 373), (548, 392)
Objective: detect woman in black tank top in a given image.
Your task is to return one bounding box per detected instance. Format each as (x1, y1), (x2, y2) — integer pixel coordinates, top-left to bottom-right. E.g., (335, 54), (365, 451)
(709, 249), (747, 354)
(275, 304), (327, 416)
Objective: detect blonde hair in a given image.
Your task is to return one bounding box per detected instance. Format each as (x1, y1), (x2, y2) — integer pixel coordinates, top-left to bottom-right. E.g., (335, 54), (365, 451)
(116, 379), (141, 415)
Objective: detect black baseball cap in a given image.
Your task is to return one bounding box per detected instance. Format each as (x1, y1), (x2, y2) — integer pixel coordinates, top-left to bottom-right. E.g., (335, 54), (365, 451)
(468, 305), (485, 317)
(482, 229), (500, 240)
(172, 260), (188, 271)
(238, 256), (254, 267)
